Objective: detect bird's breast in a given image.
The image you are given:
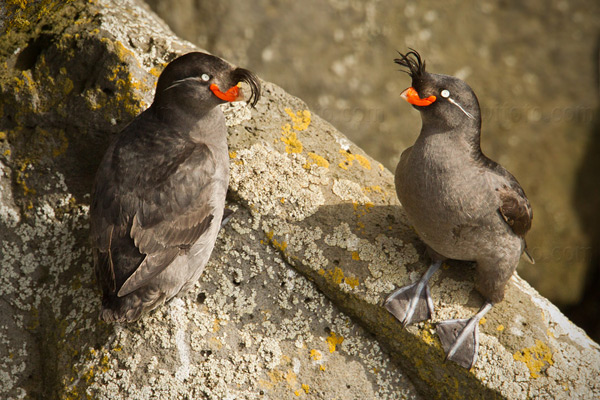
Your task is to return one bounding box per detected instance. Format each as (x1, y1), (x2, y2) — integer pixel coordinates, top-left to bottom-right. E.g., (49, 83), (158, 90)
(395, 142), (504, 260)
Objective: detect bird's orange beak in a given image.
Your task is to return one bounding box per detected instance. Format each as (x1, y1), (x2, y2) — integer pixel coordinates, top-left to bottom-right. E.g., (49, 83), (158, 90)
(210, 83), (244, 102)
(400, 87), (436, 106)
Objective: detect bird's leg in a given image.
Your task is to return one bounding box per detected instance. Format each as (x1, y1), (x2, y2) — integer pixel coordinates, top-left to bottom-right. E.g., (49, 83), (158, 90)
(436, 301), (493, 369)
(384, 260), (442, 326)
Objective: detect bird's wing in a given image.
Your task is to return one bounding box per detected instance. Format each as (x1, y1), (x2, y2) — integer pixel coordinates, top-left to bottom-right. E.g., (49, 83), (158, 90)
(91, 120), (221, 297)
(476, 154), (533, 238)
(495, 172), (533, 238)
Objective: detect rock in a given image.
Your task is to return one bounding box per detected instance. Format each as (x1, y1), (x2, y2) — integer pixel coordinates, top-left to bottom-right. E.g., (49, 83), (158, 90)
(142, 0), (600, 310)
(0, 1), (599, 400)
(0, 1), (417, 399)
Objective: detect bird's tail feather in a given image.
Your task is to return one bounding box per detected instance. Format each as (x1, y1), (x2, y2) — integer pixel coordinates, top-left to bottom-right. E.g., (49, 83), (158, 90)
(523, 248), (535, 264)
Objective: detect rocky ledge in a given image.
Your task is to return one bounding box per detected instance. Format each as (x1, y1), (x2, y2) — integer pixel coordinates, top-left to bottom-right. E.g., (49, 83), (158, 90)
(0, 1), (598, 399)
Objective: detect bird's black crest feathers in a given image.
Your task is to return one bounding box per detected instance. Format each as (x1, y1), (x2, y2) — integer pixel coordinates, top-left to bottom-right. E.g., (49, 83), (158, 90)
(232, 67), (261, 108)
(394, 49), (427, 79)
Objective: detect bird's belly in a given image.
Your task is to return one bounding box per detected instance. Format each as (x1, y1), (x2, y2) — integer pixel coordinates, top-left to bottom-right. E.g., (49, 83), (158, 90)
(396, 164), (502, 261)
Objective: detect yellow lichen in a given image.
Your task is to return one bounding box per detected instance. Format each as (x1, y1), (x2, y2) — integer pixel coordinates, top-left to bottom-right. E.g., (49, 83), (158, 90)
(344, 276), (359, 288)
(354, 154), (371, 169)
(285, 369), (297, 387)
(351, 251), (360, 261)
(303, 152), (329, 169)
(284, 108), (311, 131)
(212, 317), (221, 332)
(323, 264), (359, 288)
(309, 349), (322, 361)
(513, 339), (554, 378)
(331, 267), (344, 285)
(363, 185), (383, 194)
(279, 109), (311, 153)
(281, 123), (303, 153)
(109, 39), (136, 62)
(420, 327), (437, 346)
(208, 337), (223, 349)
(229, 151), (237, 159)
(149, 64), (167, 78)
(16, 161), (35, 195)
(301, 384), (310, 394)
(259, 368), (286, 390)
(9, 0), (28, 10)
(497, 324), (505, 332)
(326, 331), (344, 353)
(338, 149), (354, 170)
(265, 231), (288, 252)
(352, 202), (372, 218)
(338, 149), (371, 170)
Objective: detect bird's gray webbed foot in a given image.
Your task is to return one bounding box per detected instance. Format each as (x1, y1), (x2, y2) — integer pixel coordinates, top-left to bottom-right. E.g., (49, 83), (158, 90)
(384, 260), (442, 326)
(436, 301), (493, 369)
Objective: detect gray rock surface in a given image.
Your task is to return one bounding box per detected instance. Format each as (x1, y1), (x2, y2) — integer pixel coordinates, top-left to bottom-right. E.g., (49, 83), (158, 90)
(0, 1), (599, 399)
(143, 0), (600, 311)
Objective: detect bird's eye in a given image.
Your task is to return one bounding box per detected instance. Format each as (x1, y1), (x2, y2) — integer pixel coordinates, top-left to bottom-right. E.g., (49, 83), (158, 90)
(201, 73), (211, 82)
(441, 89), (450, 98)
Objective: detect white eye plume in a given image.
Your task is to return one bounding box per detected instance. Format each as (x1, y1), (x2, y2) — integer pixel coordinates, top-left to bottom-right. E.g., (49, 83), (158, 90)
(164, 75), (212, 91)
(440, 88), (473, 120)
(447, 96), (475, 120)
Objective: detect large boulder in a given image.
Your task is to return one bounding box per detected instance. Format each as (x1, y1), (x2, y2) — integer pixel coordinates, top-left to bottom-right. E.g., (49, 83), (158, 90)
(143, 0), (600, 315)
(0, 1), (598, 399)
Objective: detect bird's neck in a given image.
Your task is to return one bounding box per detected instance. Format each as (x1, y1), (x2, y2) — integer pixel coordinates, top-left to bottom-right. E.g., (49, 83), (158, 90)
(415, 120), (484, 163)
(151, 104), (226, 144)
(189, 107), (227, 145)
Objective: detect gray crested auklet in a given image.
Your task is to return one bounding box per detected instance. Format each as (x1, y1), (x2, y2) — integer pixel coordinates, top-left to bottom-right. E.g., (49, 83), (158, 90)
(385, 50), (533, 369)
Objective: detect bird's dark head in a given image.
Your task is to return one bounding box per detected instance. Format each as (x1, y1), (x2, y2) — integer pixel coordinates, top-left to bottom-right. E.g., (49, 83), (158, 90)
(153, 52), (261, 118)
(395, 49), (480, 130)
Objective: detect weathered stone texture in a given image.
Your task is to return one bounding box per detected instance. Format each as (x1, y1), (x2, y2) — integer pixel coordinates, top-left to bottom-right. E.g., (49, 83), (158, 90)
(0, 1), (598, 399)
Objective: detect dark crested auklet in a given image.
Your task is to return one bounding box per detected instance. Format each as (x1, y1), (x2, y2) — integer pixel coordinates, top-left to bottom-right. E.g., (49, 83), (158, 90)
(90, 52), (261, 322)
